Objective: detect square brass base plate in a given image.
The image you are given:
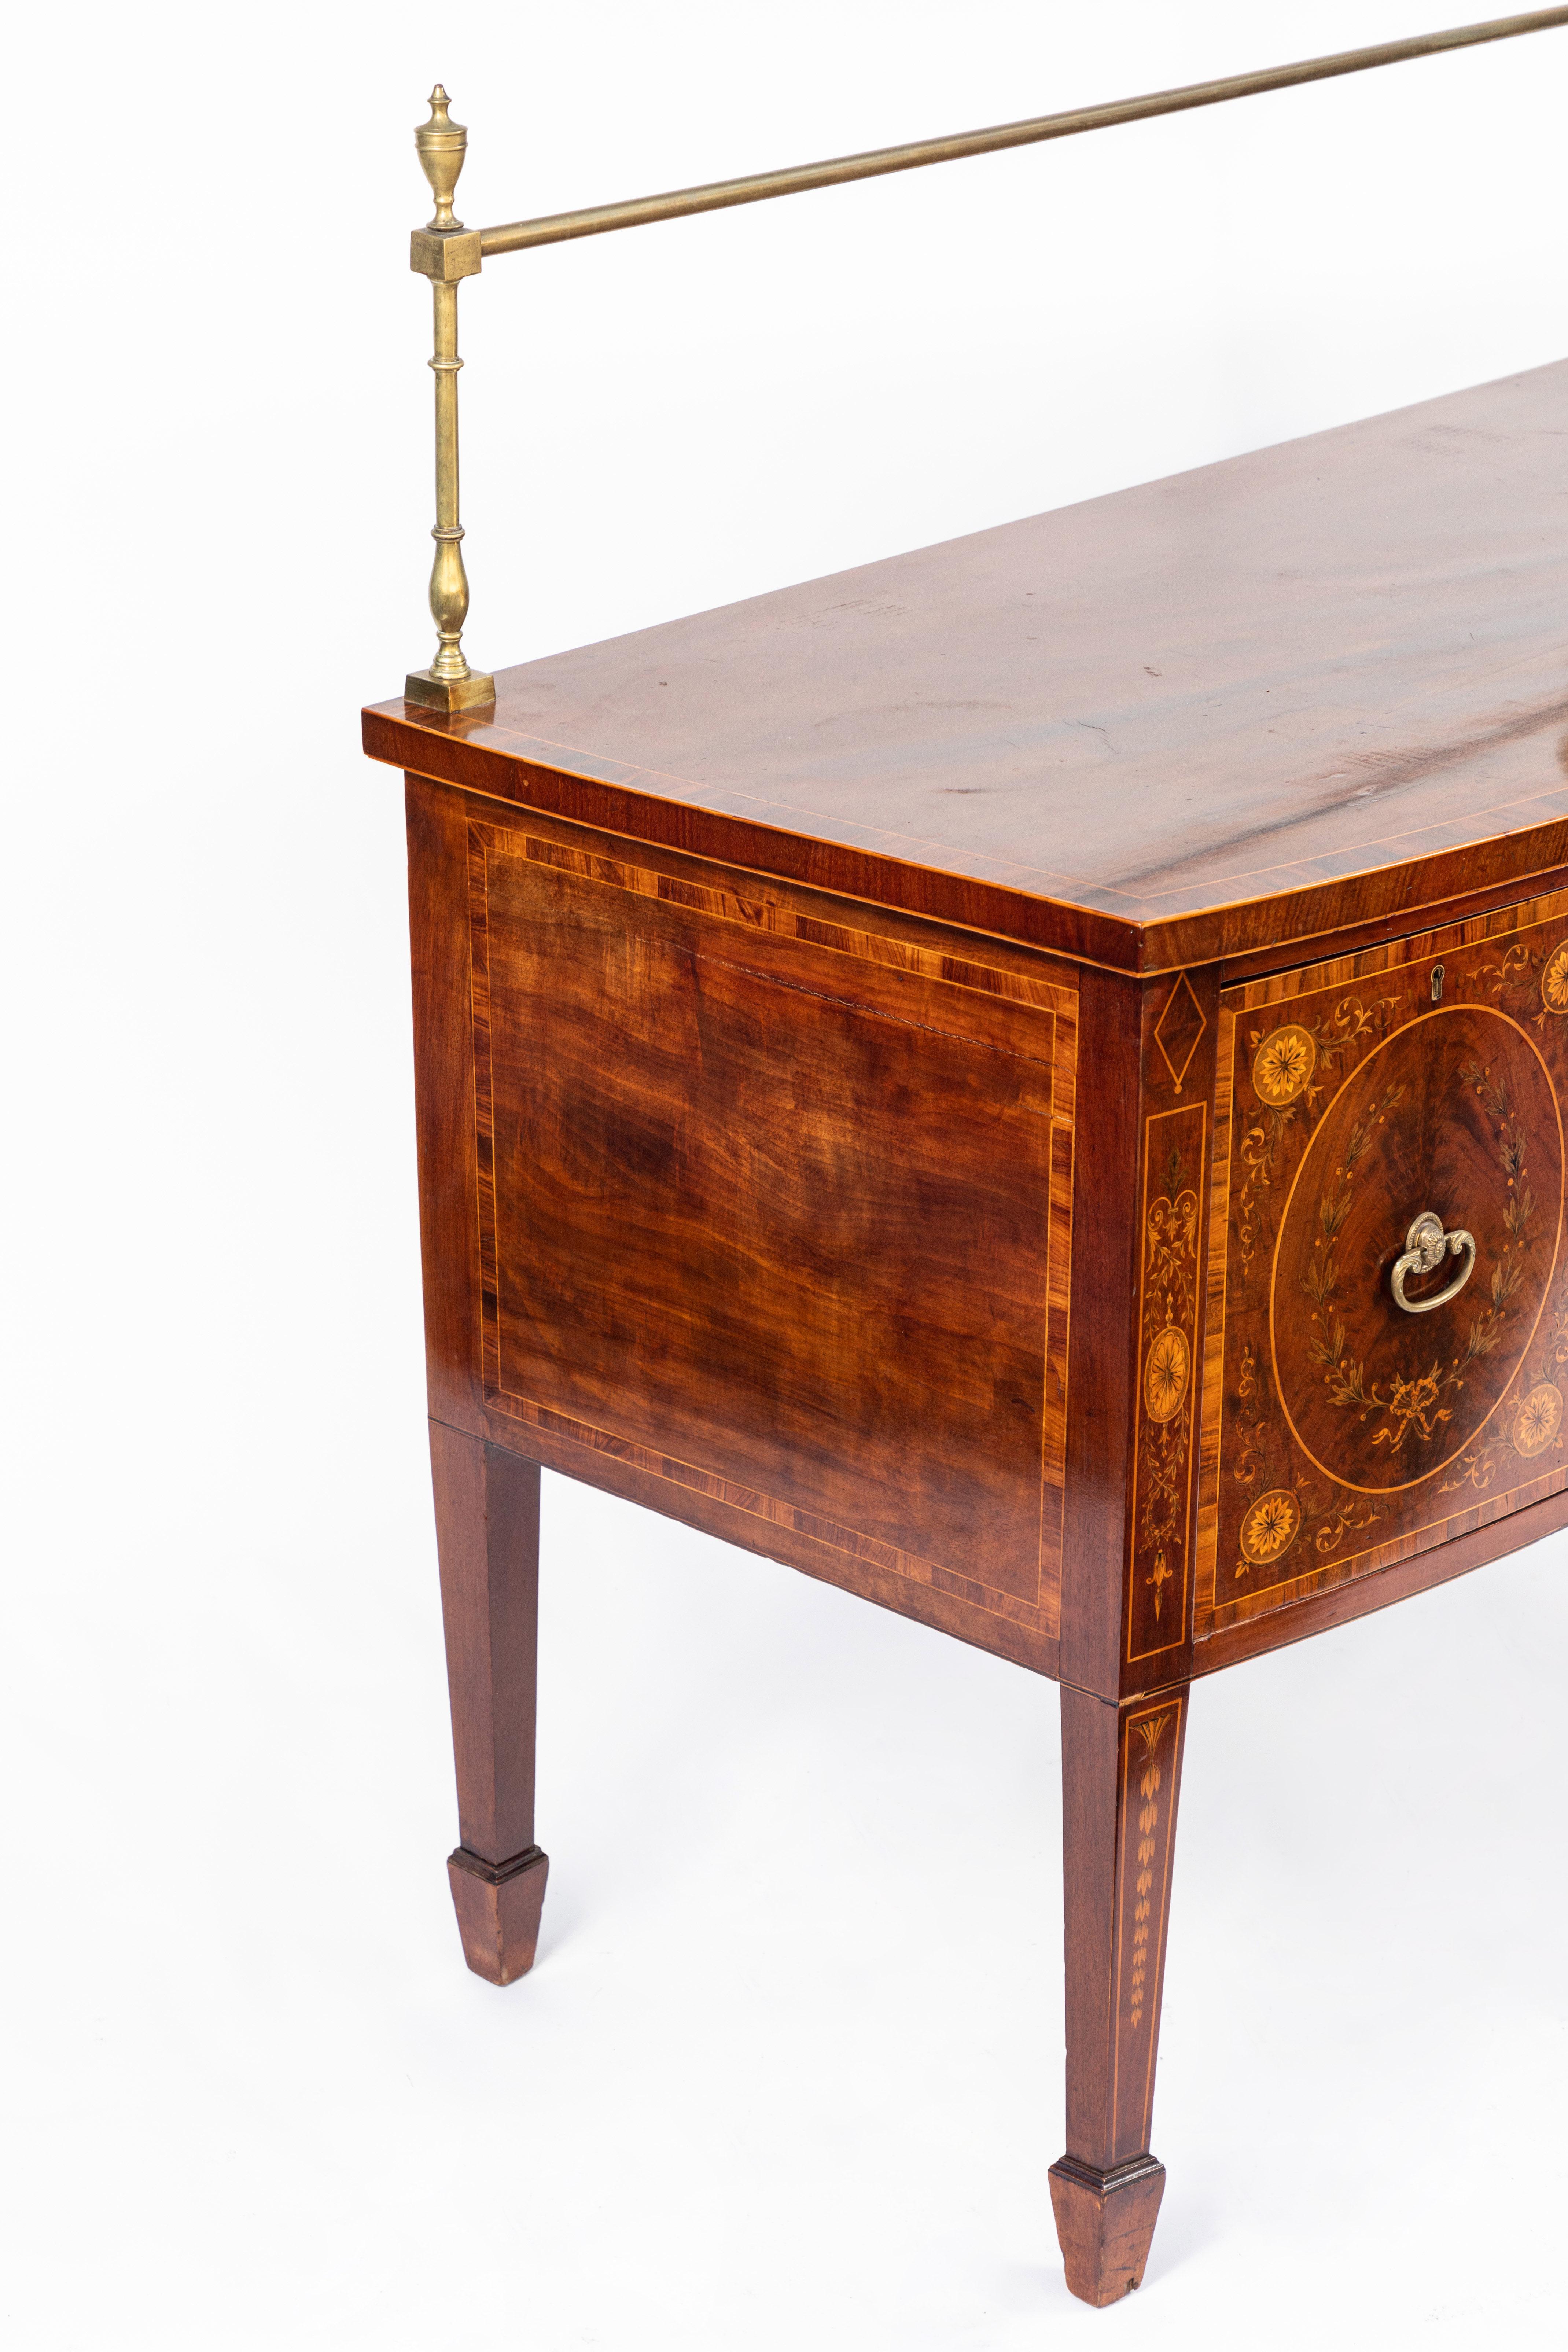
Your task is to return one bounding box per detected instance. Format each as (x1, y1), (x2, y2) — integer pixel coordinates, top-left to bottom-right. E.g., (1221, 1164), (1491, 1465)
(404, 666), (496, 713)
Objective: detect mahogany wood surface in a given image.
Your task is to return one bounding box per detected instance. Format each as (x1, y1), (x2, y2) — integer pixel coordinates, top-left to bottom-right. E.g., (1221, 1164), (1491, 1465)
(405, 772), (1568, 1686)
(1198, 884), (1568, 1645)
(379, 363), (1568, 2306)
(367, 364), (1568, 976)
(472, 817), (1075, 1622)
(1051, 1684), (1189, 2303)
(429, 1423), (549, 1981)
(448, 1844), (549, 1989)
(406, 771), (1084, 1676)
(1191, 1472), (1568, 1676)
(1049, 2155), (1167, 2311)
(408, 786), (486, 1438)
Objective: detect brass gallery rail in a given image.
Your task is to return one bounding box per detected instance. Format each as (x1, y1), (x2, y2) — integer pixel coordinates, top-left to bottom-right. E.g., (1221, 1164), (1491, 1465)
(401, 6), (1568, 711)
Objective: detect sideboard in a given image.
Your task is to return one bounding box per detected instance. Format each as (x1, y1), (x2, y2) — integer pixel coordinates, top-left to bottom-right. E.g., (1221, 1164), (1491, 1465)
(363, 359), (1568, 2303)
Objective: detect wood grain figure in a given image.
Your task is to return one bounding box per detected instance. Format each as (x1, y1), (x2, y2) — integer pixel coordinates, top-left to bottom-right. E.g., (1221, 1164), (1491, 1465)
(365, 364), (1568, 2302)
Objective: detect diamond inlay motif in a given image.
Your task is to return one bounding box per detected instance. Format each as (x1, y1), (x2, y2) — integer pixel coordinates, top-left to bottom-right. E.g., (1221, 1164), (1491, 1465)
(1153, 972), (1206, 1094)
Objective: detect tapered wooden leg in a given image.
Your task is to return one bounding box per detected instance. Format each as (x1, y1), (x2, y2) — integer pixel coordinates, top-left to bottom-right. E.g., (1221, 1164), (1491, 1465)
(1050, 1683), (1189, 2306)
(429, 1422), (549, 1984)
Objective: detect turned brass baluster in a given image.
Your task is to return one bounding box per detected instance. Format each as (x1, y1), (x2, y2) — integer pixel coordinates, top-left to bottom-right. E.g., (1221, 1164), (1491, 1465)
(405, 87), (493, 713)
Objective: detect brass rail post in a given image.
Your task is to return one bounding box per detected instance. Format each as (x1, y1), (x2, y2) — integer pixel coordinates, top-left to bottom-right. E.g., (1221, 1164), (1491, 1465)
(406, 88), (493, 713)
(399, 14), (1567, 710)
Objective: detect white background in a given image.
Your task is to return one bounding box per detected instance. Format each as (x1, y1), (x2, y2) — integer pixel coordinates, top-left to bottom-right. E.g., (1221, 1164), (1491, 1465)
(6, 3), (1568, 2345)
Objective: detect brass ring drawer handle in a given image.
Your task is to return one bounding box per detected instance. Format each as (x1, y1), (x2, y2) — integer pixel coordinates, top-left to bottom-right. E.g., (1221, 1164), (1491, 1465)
(1391, 1211), (1476, 1314)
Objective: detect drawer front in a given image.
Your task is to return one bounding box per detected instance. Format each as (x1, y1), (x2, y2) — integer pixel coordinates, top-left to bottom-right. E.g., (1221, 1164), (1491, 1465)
(1196, 887), (1568, 1638)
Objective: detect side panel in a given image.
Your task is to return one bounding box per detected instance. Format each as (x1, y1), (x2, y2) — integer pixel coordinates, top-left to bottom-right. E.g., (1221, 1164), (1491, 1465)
(407, 777), (487, 1436)
(407, 776), (1079, 1672)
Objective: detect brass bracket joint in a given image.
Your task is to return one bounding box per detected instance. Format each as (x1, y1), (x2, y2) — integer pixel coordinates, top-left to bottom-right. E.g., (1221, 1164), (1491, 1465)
(410, 227), (483, 281)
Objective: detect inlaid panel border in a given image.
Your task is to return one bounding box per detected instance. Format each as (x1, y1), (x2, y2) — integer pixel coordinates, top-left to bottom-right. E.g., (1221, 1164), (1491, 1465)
(467, 820), (1079, 1640)
(1126, 1103), (1206, 1663)
(1195, 882), (1568, 1640)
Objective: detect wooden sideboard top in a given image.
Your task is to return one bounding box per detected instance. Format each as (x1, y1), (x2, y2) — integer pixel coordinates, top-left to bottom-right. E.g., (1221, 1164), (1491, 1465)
(365, 362), (1567, 975)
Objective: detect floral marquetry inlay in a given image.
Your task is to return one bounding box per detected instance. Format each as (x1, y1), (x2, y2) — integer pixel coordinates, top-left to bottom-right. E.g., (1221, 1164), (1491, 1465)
(1144, 1328), (1190, 1424)
(1239, 1487), (1301, 1565)
(1127, 1713), (1171, 2032)
(1107, 1692), (1188, 2158)
(1252, 1023), (1317, 1107)
(1513, 1381), (1564, 1456)
(1542, 943), (1568, 1017)
(1199, 896), (1568, 1641)
(1130, 1103), (1206, 1657)
(1273, 1011), (1560, 1493)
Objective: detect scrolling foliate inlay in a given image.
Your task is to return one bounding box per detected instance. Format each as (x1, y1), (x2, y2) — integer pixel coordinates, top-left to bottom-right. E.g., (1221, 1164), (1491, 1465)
(1196, 888), (1568, 1641)
(1128, 1103), (1206, 1660)
(1435, 1255), (1568, 1495)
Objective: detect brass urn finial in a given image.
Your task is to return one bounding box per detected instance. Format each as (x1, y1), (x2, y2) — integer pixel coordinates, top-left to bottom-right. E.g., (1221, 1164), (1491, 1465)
(416, 84), (469, 231)
(405, 88), (493, 713)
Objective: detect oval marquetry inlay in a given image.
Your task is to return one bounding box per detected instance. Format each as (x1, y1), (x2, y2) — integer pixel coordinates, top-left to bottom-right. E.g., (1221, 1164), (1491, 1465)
(1269, 1008), (1564, 1493)
(1144, 1326), (1190, 1423)
(1541, 942), (1568, 1017)
(1513, 1381), (1564, 1457)
(1239, 1487), (1302, 1565)
(1252, 1022), (1317, 1107)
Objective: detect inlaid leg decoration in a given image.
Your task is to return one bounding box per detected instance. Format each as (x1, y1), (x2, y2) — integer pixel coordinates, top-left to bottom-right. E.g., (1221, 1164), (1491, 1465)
(429, 1424), (549, 1984)
(1051, 1683), (1189, 2306)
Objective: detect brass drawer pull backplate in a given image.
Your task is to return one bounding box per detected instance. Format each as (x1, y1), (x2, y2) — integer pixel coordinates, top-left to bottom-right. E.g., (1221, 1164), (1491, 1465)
(1391, 1211), (1476, 1314)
